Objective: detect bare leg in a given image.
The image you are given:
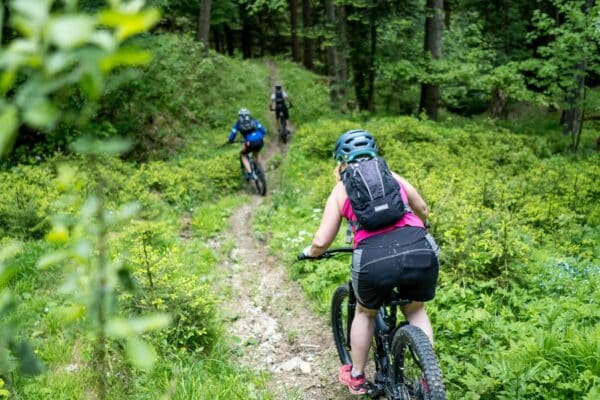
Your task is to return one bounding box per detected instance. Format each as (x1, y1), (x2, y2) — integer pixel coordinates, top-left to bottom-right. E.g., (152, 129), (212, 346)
(350, 303), (377, 375)
(241, 153), (252, 174)
(401, 301), (433, 345)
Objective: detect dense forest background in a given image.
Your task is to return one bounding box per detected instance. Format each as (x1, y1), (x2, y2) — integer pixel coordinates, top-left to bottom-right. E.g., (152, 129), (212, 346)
(0, 0), (598, 399)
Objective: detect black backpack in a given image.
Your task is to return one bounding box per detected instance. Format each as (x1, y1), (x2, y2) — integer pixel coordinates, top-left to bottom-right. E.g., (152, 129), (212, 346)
(239, 116), (256, 134)
(274, 90), (286, 107)
(341, 158), (409, 231)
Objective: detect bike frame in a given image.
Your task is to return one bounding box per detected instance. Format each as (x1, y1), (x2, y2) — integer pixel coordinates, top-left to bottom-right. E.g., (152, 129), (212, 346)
(347, 279), (411, 398)
(307, 248), (410, 399)
(299, 247), (446, 400)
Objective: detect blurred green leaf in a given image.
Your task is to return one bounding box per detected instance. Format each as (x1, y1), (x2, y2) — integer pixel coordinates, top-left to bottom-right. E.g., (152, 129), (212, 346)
(80, 68), (103, 99)
(23, 98), (58, 129)
(0, 242), (22, 262)
(129, 314), (171, 333)
(50, 305), (86, 323)
(89, 30), (116, 51)
(0, 291), (15, 315)
(107, 313), (171, 338)
(71, 136), (132, 155)
(0, 265), (17, 288)
(100, 47), (152, 72)
(0, 70), (16, 93)
(48, 15), (96, 49)
(36, 251), (69, 269)
(46, 52), (76, 75)
(125, 337), (156, 370)
(116, 202), (140, 221)
(106, 318), (130, 337)
(12, 0), (51, 26)
(81, 196), (100, 219)
(0, 105), (18, 158)
(121, 0), (145, 13)
(99, 8), (160, 42)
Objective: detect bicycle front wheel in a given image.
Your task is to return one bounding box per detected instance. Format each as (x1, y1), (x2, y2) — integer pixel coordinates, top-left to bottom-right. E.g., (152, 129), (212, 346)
(331, 284), (353, 365)
(391, 324), (446, 400)
(254, 163), (267, 196)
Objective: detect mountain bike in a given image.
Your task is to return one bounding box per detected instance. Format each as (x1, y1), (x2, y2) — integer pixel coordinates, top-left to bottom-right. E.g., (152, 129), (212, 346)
(240, 152), (266, 196)
(276, 110), (290, 143)
(270, 106), (291, 143)
(297, 248), (446, 400)
(228, 140), (267, 196)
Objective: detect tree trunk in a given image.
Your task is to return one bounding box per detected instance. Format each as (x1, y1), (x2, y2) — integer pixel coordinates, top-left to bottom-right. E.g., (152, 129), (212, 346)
(367, 7), (377, 111)
(240, 4), (252, 59)
(561, 0), (594, 151)
(443, 0), (451, 29)
(1, 0), (10, 45)
(490, 87), (508, 119)
(224, 25), (235, 56)
(213, 27), (223, 53)
(337, 5), (349, 109)
(290, 0), (301, 62)
(503, 0), (511, 54)
(325, 0), (339, 102)
(198, 0), (212, 55)
(419, 0), (444, 120)
(346, 4), (377, 111)
(302, 0), (314, 70)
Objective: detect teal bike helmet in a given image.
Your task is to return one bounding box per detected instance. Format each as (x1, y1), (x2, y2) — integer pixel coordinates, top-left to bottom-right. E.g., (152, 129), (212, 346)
(333, 129), (378, 162)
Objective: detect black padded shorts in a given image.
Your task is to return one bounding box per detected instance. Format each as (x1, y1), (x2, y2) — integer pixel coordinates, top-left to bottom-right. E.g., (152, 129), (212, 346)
(351, 226), (439, 310)
(241, 139), (263, 154)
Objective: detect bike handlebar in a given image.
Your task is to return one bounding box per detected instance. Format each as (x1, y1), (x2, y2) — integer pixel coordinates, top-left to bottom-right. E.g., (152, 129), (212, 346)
(296, 247), (353, 261)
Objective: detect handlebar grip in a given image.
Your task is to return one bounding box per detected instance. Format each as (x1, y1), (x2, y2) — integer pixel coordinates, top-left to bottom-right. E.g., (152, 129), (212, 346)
(297, 253), (309, 261)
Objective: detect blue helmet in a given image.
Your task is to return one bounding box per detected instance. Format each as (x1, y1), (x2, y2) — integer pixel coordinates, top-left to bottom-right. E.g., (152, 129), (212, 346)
(333, 129), (378, 162)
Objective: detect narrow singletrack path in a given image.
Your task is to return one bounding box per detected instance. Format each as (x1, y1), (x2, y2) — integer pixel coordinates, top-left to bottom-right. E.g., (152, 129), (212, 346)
(217, 62), (351, 399)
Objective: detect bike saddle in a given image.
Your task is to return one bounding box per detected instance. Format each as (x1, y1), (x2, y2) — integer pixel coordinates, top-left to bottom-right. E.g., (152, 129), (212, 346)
(385, 288), (412, 306)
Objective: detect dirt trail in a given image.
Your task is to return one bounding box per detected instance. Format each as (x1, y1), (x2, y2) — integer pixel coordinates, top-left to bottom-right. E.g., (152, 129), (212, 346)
(217, 62), (350, 399)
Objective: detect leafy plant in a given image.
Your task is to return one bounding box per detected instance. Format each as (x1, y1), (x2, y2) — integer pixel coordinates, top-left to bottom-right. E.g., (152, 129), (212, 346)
(0, 0), (160, 158)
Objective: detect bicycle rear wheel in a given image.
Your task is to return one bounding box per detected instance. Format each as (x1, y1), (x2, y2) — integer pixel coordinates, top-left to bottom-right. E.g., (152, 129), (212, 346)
(391, 324), (446, 400)
(253, 163), (267, 196)
(278, 116), (288, 143)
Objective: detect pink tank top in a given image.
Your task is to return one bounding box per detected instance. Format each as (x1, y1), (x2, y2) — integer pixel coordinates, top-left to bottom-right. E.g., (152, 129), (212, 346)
(342, 184), (425, 247)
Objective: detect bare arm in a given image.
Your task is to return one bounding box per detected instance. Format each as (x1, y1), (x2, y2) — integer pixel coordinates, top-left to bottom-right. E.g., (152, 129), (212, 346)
(306, 183), (344, 257)
(394, 173), (428, 223)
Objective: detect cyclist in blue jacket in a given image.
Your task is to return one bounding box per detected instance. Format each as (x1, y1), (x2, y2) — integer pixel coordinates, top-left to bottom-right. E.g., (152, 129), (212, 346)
(228, 108), (267, 180)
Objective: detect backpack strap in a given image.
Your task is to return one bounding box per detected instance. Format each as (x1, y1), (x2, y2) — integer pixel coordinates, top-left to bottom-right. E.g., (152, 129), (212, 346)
(345, 220), (356, 244)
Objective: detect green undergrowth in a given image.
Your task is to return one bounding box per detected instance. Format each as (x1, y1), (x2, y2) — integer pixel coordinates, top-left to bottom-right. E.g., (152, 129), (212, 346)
(1, 38), (275, 397)
(256, 116), (600, 400)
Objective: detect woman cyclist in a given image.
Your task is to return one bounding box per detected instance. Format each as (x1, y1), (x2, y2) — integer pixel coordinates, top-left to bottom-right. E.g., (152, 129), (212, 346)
(301, 129), (440, 395)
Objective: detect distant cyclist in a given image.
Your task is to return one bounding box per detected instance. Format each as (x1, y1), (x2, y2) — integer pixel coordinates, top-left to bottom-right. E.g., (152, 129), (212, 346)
(227, 108), (267, 180)
(269, 84), (293, 132)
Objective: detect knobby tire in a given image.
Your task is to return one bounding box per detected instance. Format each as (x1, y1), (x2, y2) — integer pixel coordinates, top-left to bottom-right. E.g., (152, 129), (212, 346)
(331, 284), (352, 365)
(278, 115), (288, 144)
(391, 324), (446, 400)
(254, 163), (267, 196)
